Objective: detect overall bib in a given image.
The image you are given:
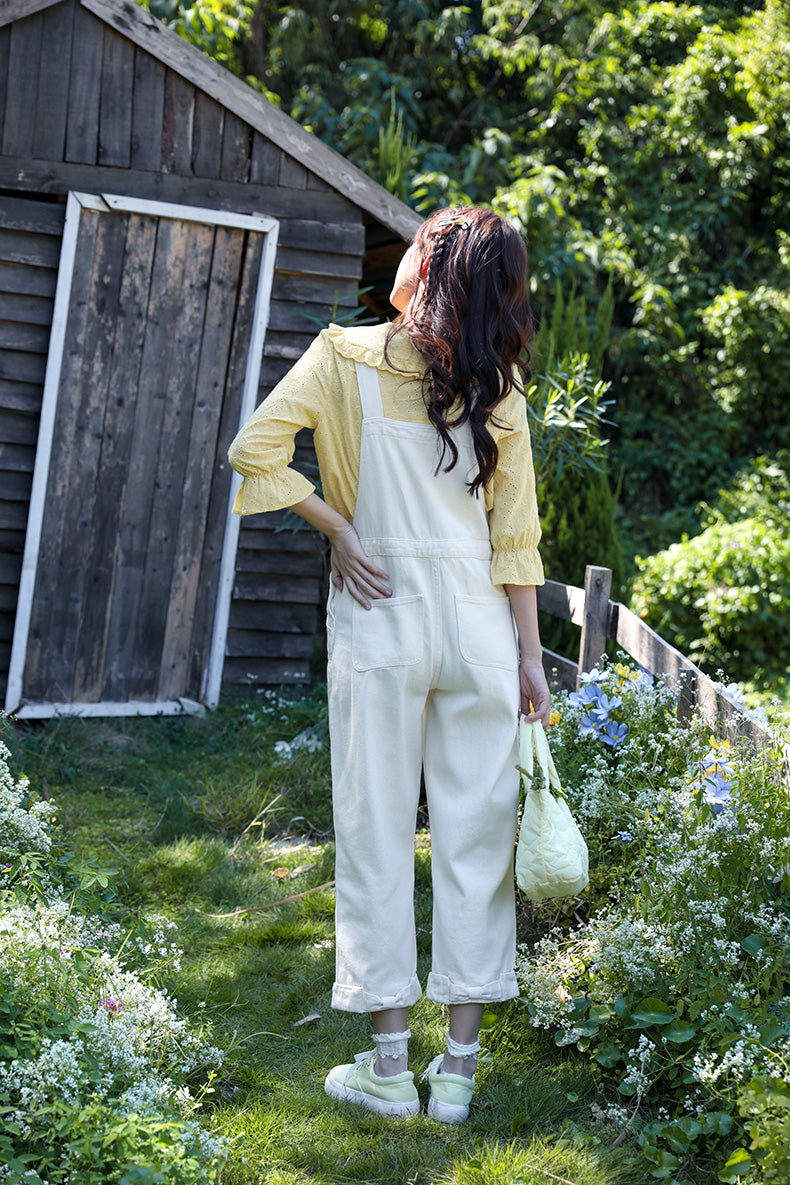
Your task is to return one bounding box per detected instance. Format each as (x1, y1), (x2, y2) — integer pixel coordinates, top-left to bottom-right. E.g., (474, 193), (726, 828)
(327, 362), (522, 1013)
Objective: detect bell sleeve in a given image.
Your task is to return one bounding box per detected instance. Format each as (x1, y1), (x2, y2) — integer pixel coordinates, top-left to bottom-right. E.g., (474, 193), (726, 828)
(486, 391), (545, 587)
(228, 331), (331, 515)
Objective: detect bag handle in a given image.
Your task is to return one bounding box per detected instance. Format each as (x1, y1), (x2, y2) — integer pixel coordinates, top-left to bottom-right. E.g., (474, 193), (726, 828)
(518, 717), (564, 797)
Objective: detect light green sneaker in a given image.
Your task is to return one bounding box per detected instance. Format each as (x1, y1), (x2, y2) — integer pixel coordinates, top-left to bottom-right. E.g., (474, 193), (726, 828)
(324, 1051), (420, 1117)
(423, 1053), (475, 1124)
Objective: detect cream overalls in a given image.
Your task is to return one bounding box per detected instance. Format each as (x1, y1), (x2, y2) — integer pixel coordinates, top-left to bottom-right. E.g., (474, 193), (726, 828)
(328, 362), (522, 1013)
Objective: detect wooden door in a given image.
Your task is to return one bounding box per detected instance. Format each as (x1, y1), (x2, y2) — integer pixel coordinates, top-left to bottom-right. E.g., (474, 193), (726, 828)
(6, 192), (278, 717)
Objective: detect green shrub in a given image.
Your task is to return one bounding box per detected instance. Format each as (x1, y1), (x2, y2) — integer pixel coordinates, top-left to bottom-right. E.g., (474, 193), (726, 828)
(631, 454), (790, 693)
(701, 282), (790, 451)
(737, 1068), (790, 1183)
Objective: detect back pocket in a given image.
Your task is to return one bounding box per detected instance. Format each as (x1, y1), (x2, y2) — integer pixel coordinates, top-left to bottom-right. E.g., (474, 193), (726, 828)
(352, 595), (424, 672)
(455, 594), (517, 670)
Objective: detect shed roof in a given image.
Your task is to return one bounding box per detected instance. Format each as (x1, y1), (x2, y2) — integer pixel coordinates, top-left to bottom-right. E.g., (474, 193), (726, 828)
(0, 0), (423, 242)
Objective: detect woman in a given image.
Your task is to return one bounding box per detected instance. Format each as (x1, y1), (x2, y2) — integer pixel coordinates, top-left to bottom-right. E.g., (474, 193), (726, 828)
(229, 206), (550, 1123)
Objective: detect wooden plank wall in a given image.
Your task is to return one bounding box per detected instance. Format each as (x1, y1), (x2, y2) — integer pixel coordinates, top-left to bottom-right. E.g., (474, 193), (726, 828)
(0, 0), (366, 691)
(0, 194), (65, 697)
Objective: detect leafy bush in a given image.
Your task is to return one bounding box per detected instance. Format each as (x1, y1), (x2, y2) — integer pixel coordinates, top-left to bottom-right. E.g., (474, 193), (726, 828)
(701, 282), (790, 450)
(737, 1067), (790, 1183)
(0, 740), (227, 1184)
(630, 454), (790, 694)
(516, 661), (790, 1181)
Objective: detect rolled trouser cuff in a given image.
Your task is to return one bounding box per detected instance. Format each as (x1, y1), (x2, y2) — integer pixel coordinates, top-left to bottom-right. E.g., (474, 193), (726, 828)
(331, 975), (423, 1013)
(425, 971), (519, 1005)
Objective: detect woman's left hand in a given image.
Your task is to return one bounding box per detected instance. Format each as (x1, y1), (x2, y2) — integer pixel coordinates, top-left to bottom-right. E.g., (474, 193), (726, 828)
(518, 656), (551, 727)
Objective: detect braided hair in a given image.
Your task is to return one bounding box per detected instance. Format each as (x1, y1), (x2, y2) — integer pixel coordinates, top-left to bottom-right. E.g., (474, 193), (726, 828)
(385, 206), (533, 496)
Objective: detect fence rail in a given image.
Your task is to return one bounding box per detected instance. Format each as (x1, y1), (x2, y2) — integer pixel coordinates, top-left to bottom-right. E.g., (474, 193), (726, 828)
(538, 564), (776, 754)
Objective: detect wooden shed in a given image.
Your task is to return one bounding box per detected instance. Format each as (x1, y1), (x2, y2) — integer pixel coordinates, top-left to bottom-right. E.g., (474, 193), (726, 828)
(0, 0), (421, 718)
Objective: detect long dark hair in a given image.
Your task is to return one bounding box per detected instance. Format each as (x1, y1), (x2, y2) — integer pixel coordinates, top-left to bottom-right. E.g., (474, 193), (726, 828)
(386, 206), (533, 495)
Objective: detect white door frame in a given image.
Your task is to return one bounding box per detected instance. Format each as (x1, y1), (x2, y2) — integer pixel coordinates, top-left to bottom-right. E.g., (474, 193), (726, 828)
(6, 191), (279, 718)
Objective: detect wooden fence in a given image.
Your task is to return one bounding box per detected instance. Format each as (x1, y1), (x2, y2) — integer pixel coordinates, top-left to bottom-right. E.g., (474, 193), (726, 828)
(538, 564), (779, 758)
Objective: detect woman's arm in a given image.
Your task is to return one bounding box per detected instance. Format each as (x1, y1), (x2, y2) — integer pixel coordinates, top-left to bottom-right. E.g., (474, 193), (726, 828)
(504, 584), (551, 726)
(289, 493), (392, 611)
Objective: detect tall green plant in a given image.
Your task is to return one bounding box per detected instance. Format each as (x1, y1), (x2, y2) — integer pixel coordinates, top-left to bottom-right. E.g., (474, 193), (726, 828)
(525, 281), (623, 654)
(373, 93), (417, 202)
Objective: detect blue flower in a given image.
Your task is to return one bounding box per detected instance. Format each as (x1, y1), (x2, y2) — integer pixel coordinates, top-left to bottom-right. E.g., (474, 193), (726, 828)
(601, 720), (629, 748)
(579, 714), (600, 737)
(613, 829), (633, 843)
(702, 769), (735, 814)
(702, 752), (733, 777)
(597, 692), (623, 714)
(569, 685), (600, 710)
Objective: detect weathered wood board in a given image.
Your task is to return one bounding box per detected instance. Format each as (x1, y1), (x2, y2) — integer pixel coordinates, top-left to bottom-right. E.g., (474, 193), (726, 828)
(7, 194), (278, 713)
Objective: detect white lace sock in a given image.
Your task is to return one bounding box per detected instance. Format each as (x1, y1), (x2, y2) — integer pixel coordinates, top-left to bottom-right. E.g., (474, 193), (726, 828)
(372, 1028), (411, 1077)
(442, 1033), (481, 1079)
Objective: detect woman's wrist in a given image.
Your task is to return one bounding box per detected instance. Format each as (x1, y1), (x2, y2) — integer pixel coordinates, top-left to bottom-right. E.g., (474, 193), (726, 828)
(289, 494), (352, 543)
(519, 652), (544, 668)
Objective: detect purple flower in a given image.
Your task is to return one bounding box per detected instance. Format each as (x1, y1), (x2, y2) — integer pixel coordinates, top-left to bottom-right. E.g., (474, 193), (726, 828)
(569, 678), (629, 749)
(100, 996), (123, 1014)
(613, 830), (633, 843)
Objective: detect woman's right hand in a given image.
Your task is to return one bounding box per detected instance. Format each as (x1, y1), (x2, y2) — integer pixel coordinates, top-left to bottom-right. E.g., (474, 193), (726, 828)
(330, 523), (392, 610)
(287, 494), (392, 610)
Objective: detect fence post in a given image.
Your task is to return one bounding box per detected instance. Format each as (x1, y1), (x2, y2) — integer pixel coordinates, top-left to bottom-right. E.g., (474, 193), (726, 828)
(577, 565), (612, 686)
(677, 667), (696, 723)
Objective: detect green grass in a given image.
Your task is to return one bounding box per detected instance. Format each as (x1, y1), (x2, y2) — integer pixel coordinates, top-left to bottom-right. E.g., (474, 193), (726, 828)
(1, 691), (716, 1184)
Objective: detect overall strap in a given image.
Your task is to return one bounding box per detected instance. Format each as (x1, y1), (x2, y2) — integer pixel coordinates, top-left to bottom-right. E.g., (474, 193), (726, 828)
(354, 361), (384, 419)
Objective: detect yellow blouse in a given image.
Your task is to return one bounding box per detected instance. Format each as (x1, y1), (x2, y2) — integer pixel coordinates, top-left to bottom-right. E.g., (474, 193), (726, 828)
(228, 322), (544, 587)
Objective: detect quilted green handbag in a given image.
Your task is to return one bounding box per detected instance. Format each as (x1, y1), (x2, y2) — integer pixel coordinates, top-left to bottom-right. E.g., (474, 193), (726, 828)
(515, 717), (589, 902)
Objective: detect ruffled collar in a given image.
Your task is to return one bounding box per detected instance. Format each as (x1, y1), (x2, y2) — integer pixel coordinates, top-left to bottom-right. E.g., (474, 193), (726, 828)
(327, 321), (425, 377)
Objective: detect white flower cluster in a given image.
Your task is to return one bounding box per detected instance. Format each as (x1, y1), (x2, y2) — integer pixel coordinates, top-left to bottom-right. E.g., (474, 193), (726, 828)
(564, 749), (612, 825)
(515, 932), (578, 1028)
(274, 723), (325, 762)
(0, 1036), (86, 1118)
(134, 913), (183, 969)
(0, 900), (123, 987)
(591, 1100), (631, 1130)
(0, 740), (226, 1173)
(622, 1033), (657, 1093)
(0, 739), (56, 868)
(585, 913), (677, 997)
(245, 688), (302, 722)
(690, 1031), (768, 1087)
